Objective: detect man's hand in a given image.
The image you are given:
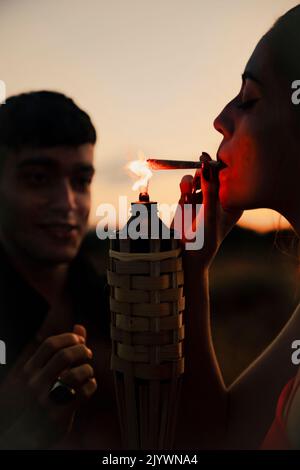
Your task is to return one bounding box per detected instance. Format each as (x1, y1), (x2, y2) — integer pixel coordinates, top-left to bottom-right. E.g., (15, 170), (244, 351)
(0, 324), (97, 449)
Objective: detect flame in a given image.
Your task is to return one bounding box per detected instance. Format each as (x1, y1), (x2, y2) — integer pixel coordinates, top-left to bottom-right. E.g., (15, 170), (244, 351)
(126, 152), (152, 192)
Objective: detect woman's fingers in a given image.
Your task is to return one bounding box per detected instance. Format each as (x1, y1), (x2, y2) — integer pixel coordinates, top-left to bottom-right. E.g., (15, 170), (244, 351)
(200, 162), (220, 242)
(171, 175), (193, 231)
(180, 174), (194, 202)
(192, 168), (202, 195)
(200, 163), (219, 209)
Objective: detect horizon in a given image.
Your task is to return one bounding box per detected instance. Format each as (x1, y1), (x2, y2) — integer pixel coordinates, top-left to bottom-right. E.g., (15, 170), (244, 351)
(1, 0), (297, 233)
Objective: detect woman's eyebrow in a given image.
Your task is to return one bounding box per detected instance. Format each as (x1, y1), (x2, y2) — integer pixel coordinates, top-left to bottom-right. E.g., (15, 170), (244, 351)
(242, 71), (263, 86)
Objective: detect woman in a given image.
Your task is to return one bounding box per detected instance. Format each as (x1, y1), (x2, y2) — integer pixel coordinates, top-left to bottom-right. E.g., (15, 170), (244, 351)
(176, 5), (300, 450)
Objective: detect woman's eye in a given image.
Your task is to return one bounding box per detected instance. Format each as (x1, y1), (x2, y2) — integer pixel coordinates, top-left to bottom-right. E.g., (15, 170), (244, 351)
(237, 98), (259, 110)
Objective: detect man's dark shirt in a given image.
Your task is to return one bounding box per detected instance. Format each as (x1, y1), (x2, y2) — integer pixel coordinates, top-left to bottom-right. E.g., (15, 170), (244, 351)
(0, 240), (121, 449)
(0, 242), (109, 377)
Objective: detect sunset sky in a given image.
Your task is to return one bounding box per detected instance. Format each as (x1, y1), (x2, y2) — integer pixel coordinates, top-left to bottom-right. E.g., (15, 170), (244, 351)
(1, 0), (298, 232)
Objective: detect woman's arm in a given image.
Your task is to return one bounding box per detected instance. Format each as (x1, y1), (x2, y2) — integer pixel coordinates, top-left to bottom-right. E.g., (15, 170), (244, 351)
(227, 301), (299, 448)
(175, 261), (228, 449)
(176, 255), (299, 450)
(174, 161), (299, 449)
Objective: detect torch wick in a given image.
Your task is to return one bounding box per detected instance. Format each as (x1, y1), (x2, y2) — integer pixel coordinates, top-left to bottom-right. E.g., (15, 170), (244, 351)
(139, 191), (150, 202)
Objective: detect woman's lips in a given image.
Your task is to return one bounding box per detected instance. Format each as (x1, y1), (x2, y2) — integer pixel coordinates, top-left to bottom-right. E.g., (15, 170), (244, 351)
(217, 156), (228, 170)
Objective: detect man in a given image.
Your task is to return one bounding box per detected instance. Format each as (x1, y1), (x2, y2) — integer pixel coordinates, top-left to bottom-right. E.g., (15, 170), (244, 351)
(0, 91), (120, 449)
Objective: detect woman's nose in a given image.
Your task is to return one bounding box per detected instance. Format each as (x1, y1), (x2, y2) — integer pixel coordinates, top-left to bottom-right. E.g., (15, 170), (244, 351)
(213, 103), (234, 139)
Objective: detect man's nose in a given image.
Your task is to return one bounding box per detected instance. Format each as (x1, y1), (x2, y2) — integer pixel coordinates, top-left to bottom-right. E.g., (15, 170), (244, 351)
(213, 103), (234, 139)
(51, 179), (77, 212)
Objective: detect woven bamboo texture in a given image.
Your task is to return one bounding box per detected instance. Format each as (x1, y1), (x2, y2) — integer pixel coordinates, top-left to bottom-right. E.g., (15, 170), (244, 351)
(108, 237), (185, 449)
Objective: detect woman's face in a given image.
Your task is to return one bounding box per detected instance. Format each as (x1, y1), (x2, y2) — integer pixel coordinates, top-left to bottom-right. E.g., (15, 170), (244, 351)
(214, 31), (299, 216)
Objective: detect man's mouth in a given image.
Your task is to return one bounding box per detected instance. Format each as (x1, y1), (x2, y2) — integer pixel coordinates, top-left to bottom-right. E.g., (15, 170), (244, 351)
(39, 223), (80, 241)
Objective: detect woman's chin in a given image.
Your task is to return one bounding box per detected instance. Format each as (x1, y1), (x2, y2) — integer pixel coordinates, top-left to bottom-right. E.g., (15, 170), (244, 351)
(219, 187), (246, 212)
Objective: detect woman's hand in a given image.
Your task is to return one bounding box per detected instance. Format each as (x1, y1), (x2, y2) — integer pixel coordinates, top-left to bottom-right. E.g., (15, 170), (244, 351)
(172, 156), (242, 448)
(174, 154), (243, 268)
(0, 324), (97, 449)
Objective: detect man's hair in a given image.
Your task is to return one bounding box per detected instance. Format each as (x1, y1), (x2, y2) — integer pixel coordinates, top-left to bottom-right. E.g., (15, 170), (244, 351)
(0, 90), (96, 150)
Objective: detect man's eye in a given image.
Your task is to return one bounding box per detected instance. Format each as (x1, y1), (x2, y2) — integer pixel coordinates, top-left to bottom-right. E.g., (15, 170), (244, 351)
(237, 98), (259, 110)
(26, 172), (49, 186)
(73, 175), (93, 190)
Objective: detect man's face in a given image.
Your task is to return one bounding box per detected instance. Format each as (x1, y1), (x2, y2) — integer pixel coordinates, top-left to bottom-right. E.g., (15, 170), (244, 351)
(0, 144), (95, 265)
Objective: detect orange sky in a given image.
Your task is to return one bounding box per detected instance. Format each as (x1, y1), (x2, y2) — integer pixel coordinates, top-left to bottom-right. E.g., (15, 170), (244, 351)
(1, 0), (297, 232)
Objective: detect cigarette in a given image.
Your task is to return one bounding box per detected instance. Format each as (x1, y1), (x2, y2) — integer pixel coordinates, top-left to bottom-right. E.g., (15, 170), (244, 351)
(147, 156), (222, 170)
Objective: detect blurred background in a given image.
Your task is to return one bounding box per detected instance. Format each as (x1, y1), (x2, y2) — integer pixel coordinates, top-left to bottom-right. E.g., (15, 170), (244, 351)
(1, 0), (300, 384)
(1, 0), (298, 231)
(82, 226), (300, 385)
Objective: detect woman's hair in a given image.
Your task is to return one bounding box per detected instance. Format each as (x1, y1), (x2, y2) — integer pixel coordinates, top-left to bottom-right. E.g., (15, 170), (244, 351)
(270, 7), (300, 260)
(0, 90), (97, 151)
(268, 5), (300, 81)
